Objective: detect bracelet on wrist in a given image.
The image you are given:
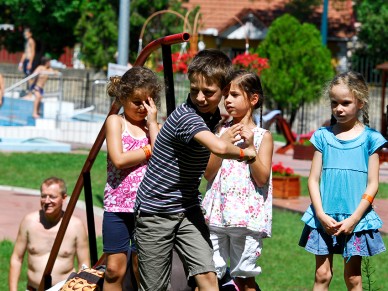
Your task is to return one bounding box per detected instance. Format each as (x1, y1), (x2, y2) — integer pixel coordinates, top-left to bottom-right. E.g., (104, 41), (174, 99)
(362, 193), (374, 204)
(142, 146), (151, 160)
(239, 148), (244, 160)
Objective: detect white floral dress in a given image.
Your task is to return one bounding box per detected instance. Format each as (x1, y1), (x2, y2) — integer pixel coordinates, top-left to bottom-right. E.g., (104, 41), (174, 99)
(202, 123), (272, 237)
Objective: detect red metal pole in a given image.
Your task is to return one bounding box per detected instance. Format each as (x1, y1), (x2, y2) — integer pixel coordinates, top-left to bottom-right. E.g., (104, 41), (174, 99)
(38, 32), (190, 291)
(134, 32), (190, 66)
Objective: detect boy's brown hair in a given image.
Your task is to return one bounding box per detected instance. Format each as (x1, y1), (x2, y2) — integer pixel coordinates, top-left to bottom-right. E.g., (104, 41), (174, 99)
(187, 49), (233, 90)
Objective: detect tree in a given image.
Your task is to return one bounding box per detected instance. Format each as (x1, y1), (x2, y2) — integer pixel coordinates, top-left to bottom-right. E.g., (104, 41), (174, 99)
(75, 0), (118, 69)
(353, 0), (388, 64)
(257, 14), (334, 127)
(0, 0), (81, 62)
(285, 0), (322, 22)
(128, 0), (188, 62)
(74, 0), (188, 69)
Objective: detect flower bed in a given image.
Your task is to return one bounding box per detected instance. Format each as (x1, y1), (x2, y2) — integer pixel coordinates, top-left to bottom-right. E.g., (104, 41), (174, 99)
(272, 162), (300, 199)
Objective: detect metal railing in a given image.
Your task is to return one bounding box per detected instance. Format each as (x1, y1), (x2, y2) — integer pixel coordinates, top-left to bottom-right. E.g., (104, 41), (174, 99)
(38, 32), (191, 290)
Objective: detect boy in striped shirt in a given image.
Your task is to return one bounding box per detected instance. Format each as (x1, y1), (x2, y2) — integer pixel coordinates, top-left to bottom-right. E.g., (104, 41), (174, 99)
(135, 49), (257, 291)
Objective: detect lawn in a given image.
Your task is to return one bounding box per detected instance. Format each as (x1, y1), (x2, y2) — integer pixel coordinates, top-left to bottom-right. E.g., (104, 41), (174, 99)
(2, 209), (388, 291)
(1, 151), (388, 290)
(0, 151), (107, 208)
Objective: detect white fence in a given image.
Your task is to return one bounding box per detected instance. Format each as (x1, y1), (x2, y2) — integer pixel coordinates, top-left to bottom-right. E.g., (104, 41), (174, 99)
(1, 72), (387, 146)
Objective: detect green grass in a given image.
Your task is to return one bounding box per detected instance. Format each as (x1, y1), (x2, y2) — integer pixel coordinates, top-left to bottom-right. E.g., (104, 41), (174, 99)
(272, 132), (286, 143)
(0, 151), (107, 208)
(258, 209), (388, 290)
(1, 152), (388, 290)
(2, 211), (387, 290)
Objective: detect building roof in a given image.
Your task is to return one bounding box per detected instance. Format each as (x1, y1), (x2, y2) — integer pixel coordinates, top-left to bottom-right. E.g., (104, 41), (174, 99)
(182, 0), (355, 40)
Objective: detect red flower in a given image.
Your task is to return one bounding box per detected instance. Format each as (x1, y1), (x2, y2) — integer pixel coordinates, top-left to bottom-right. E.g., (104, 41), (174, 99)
(272, 162), (296, 176)
(157, 51), (194, 74)
(232, 53), (269, 75)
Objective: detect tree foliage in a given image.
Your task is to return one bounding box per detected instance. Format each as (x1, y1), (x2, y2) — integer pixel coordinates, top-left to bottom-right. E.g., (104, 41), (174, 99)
(257, 14), (334, 126)
(285, 0), (322, 22)
(128, 0), (188, 63)
(0, 0), (189, 69)
(0, 0), (81, 60)
(75, 0), (188, 69)
(75, 0), (118, 69)
(353, 0), (388, 64)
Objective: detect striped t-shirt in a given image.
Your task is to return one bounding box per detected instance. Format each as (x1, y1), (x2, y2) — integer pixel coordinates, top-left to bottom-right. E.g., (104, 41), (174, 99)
(135, 98), (221, 214)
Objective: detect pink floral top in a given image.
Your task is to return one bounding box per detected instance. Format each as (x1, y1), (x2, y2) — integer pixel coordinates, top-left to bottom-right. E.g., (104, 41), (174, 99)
(202, 123), (272, 237)
(104, 117), (149, 213)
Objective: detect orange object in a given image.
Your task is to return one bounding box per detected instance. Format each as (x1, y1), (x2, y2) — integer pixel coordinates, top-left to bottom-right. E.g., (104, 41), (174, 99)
(142, 146), (151, 160)
(239, 148), (244, 160)
(362, 194), (374, 204)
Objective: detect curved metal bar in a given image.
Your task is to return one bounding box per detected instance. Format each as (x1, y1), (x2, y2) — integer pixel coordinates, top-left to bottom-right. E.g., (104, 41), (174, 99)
(135, 32), (190, 66)
(38, 32), (191, 291)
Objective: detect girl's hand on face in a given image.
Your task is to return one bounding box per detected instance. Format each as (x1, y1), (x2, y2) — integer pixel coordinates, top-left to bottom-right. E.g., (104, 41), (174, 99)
(143, 97), (157, 124)
(220, 124), (243, 144)
(317, 213), (339, 235)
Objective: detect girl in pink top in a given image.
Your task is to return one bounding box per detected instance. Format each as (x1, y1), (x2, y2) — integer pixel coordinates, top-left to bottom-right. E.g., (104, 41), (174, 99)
(103, 66), (162, 290)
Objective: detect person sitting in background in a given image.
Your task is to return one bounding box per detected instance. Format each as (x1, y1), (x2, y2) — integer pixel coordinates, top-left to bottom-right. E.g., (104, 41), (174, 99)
(9, 177), (90, 291)
(24, 56), (60, 118)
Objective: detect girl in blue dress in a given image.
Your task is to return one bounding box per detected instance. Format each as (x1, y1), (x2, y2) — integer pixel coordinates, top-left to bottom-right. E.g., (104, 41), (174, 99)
(299, 71), (386, 290)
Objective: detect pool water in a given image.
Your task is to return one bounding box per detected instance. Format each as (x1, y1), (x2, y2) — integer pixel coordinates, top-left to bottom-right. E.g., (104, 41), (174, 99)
(0, 137), (71, 152)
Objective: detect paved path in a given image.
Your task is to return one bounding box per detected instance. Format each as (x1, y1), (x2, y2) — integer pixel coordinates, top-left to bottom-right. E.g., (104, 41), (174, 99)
(2, 143), (388, 241)
(0, 186), (103, 241)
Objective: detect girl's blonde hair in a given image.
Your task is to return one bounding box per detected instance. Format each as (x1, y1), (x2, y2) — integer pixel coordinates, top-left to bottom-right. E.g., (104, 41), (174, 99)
(325, 71), (369, 126)
(107, 66), (162, 107)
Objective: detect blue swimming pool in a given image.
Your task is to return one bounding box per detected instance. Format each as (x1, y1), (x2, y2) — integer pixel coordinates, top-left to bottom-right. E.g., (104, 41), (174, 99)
(0, 137), (71, 152)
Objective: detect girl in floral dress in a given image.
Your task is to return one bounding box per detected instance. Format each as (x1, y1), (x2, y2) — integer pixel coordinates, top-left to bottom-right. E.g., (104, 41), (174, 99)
(103, 66), (161, 290)
(299, 71), (386, 290)
(202, 70), (273, 291)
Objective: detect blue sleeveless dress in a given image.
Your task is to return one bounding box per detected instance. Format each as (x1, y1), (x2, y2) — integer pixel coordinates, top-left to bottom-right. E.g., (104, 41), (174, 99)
(299, 126), (386, 258)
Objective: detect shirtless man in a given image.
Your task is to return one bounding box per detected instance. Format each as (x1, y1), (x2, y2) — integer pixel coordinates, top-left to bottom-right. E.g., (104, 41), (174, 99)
(18, 27), (36, 76)
(26, 56), (59, 118)
(9, 177), (90, 291)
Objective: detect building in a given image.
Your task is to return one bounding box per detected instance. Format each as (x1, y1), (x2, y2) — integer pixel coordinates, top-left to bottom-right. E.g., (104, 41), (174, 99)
(182, 0), (355, 71)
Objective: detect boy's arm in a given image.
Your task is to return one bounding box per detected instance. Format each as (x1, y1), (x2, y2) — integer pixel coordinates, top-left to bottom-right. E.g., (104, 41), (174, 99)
(204, 124), (242, 182)
(9, 218), (28, 291)
(194, 130), (256, 161)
